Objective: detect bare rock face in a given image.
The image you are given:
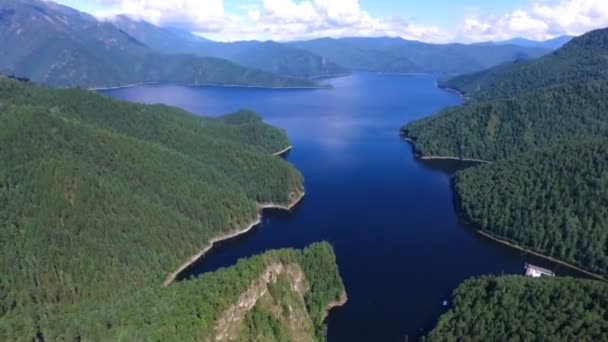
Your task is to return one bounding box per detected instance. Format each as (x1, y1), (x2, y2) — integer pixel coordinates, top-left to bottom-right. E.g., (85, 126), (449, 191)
(213, 262), (314, 342)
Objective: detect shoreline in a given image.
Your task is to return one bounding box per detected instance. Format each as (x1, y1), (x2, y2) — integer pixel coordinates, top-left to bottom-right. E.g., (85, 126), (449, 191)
(427, 79), (605, 281)
(163, 190), (306, 287)
(308, 72), (352, 80)
(89, 82), (161, 91)
(438, 85), (468, 100)
(259, 190), (305, 211)
(474, 229), (607, 281)
(91, 81), (326, 92)
(322, 291), (348, 322)
(370, 71), (430, 77)
(401, 136), (490, 163)
(418, 155), (490, 163)
(272, 145), (293, 157)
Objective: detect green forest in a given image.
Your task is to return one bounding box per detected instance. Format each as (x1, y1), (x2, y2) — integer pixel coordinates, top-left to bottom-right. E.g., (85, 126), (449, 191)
(425, 276), (608, 341)
(403, 78), (608, 161)
(403, 30), (608, 276)
(455, 139), (608, 277)
(406, 27), (608, 340)
(0, 76), (344, 340)
(441, 28), (608, 100)
(402, 28), (608, 161)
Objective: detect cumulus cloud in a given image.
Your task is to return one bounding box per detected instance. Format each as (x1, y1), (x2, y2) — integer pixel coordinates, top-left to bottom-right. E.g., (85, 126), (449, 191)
(459, 0), (608, 42)
(94, 0), (231, 32)
(241, 0), (448, 41)
(84, 0), (608, 42)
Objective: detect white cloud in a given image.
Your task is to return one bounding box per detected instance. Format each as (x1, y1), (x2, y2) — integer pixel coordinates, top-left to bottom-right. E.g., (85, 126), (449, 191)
(95, 0), (230, 32)
(231, 0), (450, 42)
(458, 0), (608, 42)
(81, 0), (608, 42)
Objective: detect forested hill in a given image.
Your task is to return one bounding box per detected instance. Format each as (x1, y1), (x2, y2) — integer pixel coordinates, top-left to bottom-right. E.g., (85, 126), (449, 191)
(0, 77), (347, 340)
(425, 276), (608, 341)
(440, 28), (608, 100)
(403, 78), (608, 161)
(455, 140), (608, 276)
(0, 0), (316, 88)
(402, 28), (608, 161)
(408, 28), (608, 339)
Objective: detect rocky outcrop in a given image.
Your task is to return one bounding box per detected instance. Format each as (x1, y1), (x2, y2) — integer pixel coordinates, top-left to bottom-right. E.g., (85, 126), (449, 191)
(213, 262), (309, 341)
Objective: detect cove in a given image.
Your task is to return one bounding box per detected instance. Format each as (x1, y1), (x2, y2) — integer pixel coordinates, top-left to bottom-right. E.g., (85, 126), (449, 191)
(102, 73), (588, 341)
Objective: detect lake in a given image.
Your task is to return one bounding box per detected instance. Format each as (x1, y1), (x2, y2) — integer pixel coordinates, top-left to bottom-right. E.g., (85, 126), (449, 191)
(102, 73), (585, 341)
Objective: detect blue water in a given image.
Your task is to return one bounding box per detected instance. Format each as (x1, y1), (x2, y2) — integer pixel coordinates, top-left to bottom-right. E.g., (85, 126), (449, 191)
(102, 73), (584, 341)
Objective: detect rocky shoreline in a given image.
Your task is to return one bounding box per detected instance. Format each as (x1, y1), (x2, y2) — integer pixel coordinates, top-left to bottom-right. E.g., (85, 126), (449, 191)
(163, 190), (305, 287)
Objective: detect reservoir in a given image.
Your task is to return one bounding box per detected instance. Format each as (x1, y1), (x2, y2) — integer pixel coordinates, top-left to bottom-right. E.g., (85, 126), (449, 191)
(102, 73), (585, 341)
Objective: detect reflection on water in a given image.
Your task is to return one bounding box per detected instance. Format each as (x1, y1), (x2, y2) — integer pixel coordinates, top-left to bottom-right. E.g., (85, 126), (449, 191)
(102, 73), (591, 342)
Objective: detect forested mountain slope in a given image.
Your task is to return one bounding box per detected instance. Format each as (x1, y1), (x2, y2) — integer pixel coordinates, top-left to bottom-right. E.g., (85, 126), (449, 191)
(403, 78), (608, 161)
(408, 27), (608, 339)
(0, 77), (345, 340)
(441, 28), (608, 99)
(454, 140), (608, 276)
(425, 276), (608, 341)
(402, 28), (608, 161)
(291, 37), (550, 75)
(112, 15), (349, 79)
(0, 0), (315, 88)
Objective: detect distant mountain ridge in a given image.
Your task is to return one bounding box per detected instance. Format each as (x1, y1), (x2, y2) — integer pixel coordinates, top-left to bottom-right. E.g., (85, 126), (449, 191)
(104, 14), (558, 79)
(111, 15), (350, 79)
(290, 36), (552, 75)
(0, 0), (316, 88)
(476, 35), (573, 49)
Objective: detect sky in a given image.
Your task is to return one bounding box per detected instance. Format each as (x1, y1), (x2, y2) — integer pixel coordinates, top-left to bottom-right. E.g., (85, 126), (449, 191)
(52, 0), (608, 42)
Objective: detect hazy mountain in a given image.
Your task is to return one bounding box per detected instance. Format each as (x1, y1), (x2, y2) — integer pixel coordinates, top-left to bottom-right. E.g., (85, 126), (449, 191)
(111, 15), (349, 78)
(290, 37), (551, 75)
(0, 0), (316, 88)
(477, 35), (574, 50)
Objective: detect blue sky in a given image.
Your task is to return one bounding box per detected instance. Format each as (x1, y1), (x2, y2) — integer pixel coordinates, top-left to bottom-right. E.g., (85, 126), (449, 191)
(54, 0), (608, 42)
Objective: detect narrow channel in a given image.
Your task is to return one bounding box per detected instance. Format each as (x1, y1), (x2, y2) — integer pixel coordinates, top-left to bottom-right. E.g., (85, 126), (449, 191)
(102, 72), (589, 341)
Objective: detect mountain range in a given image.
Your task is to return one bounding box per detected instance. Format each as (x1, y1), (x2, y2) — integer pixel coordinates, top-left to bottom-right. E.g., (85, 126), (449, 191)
(0, 0), (569, 88)
(0, 0), (316, 88)
(112, 15), (562, 78)
(476, 35), (573, 49)
(111, 15), (350, 79)
(291, 37), (552, 75)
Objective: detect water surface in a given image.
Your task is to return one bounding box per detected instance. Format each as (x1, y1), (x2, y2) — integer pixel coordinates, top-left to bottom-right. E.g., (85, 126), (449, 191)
(103, 73), (585, 341)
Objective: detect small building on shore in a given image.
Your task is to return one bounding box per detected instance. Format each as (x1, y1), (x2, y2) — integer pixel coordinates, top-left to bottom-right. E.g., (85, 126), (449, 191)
(525, 263), (555, 278)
